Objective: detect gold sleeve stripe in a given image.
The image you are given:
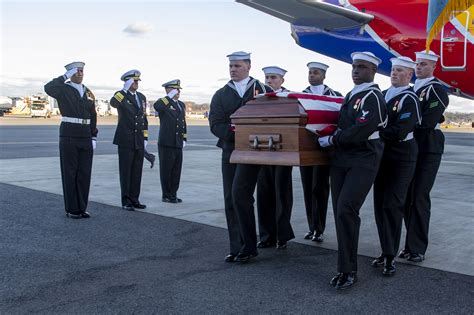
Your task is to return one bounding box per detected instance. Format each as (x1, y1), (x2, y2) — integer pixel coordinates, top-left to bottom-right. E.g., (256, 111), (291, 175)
(161, 97), (169, 105)
(143, 130), (149, 137)
(114, 92), (124, 102)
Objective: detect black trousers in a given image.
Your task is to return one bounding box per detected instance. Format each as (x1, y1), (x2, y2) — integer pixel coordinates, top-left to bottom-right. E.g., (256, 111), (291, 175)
(257, 165), (294, 243)
(158, 145), (183, 199)
(118, 146), (144, 206)
(232, 164), (261, 255)
(403, 153), (442, 255)
(59, 137), (93, 214)
(221, 151), (242, 256)
(373, 157), (416, 256)
(300, 165), (330, 235)
(331, 166), (378, 273)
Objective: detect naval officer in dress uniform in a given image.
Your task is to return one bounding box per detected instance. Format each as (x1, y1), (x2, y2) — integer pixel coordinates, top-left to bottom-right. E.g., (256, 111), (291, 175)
(44, 61), (98, 219)
(110, 70), (148, 211)
(153, 79), (187, 203)
(400, 50), (449, 262)
(371, 56), (420, 276)
(209, 51), (271, 262)
(256, 66), (295, 249)
(318, 52), (387, 289)
(300, 62), (342, 242)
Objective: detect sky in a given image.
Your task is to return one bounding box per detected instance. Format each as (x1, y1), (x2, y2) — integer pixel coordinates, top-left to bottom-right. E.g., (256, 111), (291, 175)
(1, 0), (473, 112)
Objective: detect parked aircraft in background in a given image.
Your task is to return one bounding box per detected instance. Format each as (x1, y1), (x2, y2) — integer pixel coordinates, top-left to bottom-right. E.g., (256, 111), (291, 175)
(237, 0), (474, 99)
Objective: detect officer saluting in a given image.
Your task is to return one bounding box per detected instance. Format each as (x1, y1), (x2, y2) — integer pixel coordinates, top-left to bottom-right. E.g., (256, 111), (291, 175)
(372, 56), (420, 276)
(256, 66), (294, 249)
(153, 80), (187, 203)
(400, 50), (449, 262)
(318, 52), (387, 290)
(209, 51), (270, 263)
(301, 62), (341, 243)
(44, 61), (98, 219)
(110, 70), (148, 211)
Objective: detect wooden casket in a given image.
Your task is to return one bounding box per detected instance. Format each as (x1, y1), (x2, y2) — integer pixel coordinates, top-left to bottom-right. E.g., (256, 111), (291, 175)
(229, 95), (331, 166)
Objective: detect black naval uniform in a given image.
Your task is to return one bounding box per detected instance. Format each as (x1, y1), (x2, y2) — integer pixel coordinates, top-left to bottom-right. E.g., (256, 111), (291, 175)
(256, 87), (294, 246)
(374, 87), (420, 258)
(110, 90), (148, 207)
(153, 96), (187, 201)
(330, 84), (387, 273)
(300, 85), (342, 239)
(209, 77), (270, 257)
(44, 76), (98, 215)
(403, 78), (449, 256)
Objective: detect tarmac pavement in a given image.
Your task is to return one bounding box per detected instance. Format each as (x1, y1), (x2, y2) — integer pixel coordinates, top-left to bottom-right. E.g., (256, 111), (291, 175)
(0, 120), (473, 312)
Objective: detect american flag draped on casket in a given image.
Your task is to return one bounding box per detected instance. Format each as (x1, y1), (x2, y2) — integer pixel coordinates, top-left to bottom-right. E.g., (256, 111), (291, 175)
(258, 92), (343, 136)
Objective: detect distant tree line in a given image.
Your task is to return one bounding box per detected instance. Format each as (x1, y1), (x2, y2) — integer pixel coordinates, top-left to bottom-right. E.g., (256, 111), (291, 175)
(444, 112), (474, 123)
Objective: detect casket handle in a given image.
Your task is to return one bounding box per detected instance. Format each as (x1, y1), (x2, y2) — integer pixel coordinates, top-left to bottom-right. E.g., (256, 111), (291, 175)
(268, 136), (274, 150)
(253, 136), (259, 149)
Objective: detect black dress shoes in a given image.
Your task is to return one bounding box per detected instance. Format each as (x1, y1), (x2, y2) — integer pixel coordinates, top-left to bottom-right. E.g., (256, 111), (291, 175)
(330, 273), (343, 287)
(408, 253), (424, 262)
(80, 211), (91, 218)
(132, 203), (146, 209)
(371, 254), (385, 267)
(303, 231), (313, 240)
(66, 212), (83, 219)
(236, 252), (258, 263)
(398, 249), (410, 259)
(335, 272), (358, 290)
(382, 256), (396, 276)
(276, 240), (288, 249)
(312, 233), (324, 243)
(257, 240), (276, 248)
(122, 205), (135, 211)
(162, 197), (178, 203)
(175, 198), (183, 203)
(224, 254), (237, 263)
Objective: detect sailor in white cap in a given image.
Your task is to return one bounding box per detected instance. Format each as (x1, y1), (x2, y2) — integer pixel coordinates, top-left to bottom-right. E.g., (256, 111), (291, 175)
(371, 56), (421, 276)
(153, 79), (187, 204)
(261, 66), (288, 92)
(399, 50), (449, 263)
(110, 70), (148, 211)
(44, 61), (98, 219)
(301, 62), (342, 243)
(318, 51), (387, 290)
(208, 51), (271, 263)
(255, 66), (294, 250)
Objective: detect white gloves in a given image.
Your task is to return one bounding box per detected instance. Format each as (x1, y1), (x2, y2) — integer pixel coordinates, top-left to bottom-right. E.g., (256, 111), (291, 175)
(123, 78), (134, 91)
(144, 140), (148, 148)
(167, 89), (179, 99)
(92, 140), (97, 150)
(318, 136), (333, 148)
(183, 140), (186, 148)
(64, 68), (78, 79)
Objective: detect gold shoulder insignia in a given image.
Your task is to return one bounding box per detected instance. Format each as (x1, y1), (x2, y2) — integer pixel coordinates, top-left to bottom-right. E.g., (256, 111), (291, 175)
(161, 97), (169, 106)
(114, 91), (124, 102)
(86, 89), (95, 101)
(143, 130), (149, 137)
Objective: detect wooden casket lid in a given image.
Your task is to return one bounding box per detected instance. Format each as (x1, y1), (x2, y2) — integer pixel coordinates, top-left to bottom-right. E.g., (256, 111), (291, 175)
(230, 96), (306, 120)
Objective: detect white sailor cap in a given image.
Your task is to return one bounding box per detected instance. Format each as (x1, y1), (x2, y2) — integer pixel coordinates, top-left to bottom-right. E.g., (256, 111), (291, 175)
(121, 69), (141, 81)
(390, 56), (416, 70)
(307, 62), (329, 71)
(262, 66), (287, 76)
(415, 50), (439, 62)
(64, 61), (85, 70)
(162, 79), (182, 89)
(351, 51), (382, 66)
(226, 51), (251, 61)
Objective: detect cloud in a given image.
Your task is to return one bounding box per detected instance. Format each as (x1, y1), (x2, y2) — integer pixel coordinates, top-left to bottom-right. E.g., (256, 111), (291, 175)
(123, 22), (153, 36)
